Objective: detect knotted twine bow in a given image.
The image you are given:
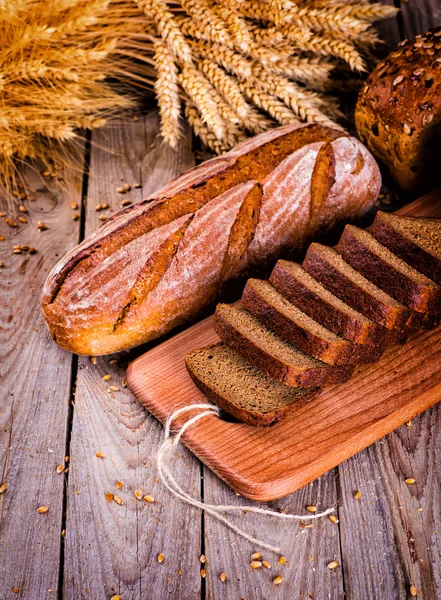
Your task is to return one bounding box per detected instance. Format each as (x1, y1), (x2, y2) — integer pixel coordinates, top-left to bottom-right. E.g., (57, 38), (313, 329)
(157, 403), (335, 554)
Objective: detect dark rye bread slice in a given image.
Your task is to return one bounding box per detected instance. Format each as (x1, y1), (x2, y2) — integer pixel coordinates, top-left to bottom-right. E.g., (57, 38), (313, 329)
(303, 243), (412, 335)
(270, 260), (386, 347)
(213, 304), (354, 387)
(337, 224), (441, 315)
(185, 343), (319, 426)
(372, 211), (441, 286)
(242, 279), (381, 366)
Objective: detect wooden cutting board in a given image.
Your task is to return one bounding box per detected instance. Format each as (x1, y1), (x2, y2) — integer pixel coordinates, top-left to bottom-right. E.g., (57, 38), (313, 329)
(127, 189), (441, 502)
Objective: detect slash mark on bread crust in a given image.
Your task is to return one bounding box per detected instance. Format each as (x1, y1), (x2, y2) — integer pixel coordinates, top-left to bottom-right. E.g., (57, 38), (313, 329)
(44, 126), (346, 308)
(220, 182), (263, 282)
(309, 142), (336, 227)
(112, 215), (194, 333)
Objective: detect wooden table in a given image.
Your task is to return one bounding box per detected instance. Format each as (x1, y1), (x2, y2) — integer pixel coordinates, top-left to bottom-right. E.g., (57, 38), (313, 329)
(1, 2), (441, 598)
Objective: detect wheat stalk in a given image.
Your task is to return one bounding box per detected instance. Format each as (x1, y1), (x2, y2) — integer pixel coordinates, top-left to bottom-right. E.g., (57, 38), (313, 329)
(198, 59), (250, 119)
(179, 66), (227, 140)
(154, 37), (181, 148)
(0, 0), (398, 190)
(137, 0), (193, 63)
(238, 83), (300, 127)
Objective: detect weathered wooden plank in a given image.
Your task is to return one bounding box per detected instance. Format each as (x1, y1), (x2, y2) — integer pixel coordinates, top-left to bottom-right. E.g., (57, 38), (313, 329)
(338, 6), (441, 598)
(0, 163), (83, 597)
(375, 0), (401, 50)
(338, 402), (441, 599)
(203, 469), (343, 599)
(63, 112), (204, 599)
(400, 0), (441, 39)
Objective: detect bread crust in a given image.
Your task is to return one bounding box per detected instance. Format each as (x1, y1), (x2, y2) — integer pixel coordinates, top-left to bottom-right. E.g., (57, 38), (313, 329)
(212, 308), (354, 387)
(242, 280), (381, 366)
(270, 260), (386, 348)
(41, 123), (381, 355)
(372, 212), (441, 286)
(337, 225), (441, 314)
(303, 244), (411, 331)
(355, 27), (441, 192)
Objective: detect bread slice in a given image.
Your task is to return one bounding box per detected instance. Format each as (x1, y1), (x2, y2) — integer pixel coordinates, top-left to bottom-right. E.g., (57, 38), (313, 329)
(185, 343), (319, 426)
(303, 243), (411, 332)
(337, 224), (441, 314)
(213, 304), (354, 387)
(270, 260), (386, 347)
(372, 211), (441, 285)
(242, 279), (381, 366)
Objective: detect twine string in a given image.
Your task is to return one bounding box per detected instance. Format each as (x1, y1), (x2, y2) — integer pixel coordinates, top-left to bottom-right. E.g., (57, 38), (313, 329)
(157, 403), (335, 554)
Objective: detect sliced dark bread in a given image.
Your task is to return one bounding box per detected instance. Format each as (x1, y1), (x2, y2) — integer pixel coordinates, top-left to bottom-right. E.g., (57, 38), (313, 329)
(242, 279), (382, 366)
(337, 225), (441, 321)
(185, 343), (319, 426)
(270, 260), (386, 347)
(303, 242), (412, 333)
(213, 304), (354, 387)
(372, 211), (441, 285)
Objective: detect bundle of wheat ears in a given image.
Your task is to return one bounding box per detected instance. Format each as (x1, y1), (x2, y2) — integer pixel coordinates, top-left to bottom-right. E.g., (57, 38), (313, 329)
(0, 0), (397, 188)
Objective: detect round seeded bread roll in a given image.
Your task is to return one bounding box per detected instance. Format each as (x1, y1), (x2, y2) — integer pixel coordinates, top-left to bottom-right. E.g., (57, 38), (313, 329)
(355, 27), (441, 193)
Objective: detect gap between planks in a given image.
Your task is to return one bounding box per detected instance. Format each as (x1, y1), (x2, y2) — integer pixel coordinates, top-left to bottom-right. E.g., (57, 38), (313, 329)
(61, 113), (205, 600)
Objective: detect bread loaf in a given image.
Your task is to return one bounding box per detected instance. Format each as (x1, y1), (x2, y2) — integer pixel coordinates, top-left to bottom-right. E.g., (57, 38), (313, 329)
(355, 28), (441, 193)
(42, 123), (381, 355)
(186, 214), (441, 426)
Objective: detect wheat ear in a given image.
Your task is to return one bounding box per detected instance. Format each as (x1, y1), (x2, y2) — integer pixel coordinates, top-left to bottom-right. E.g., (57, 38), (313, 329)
(283, 5), (371, 41)
(238, 83), (300, 127)
(214, 5), (253, 54)
(239, 108), (276, 136)
(192, 41), (253, 80)
(137, 0), (193, 64)
(198, 59), (250, 119)
(250, 65), (340, 125)
(179, 66), (227, 140)
(185, 101), (243, 153)
(154, 38), (181, 148)
(280, 26), (366, 71)
(180, 0), (232, 46)
(305, 1), (399, 23)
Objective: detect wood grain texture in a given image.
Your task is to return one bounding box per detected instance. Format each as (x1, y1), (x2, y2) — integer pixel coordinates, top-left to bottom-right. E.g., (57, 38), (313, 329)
(203, 469), (343, 599)
(62, 112), (204, 600)
(127, 191), (441, 500)
(337, 0), (441, 593)
(375, 0), (401, 50)
(127, 301), (441, 501)
(338, 412), (441, 599)
(400, 0), (441, 40)
(0, 164), (83, 597)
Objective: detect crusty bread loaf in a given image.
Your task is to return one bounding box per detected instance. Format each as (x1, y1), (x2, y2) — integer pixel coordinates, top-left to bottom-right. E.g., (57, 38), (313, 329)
(186, 214), (441, 425)
(355, 28), (441, 193)
(41, 123), (381, 355)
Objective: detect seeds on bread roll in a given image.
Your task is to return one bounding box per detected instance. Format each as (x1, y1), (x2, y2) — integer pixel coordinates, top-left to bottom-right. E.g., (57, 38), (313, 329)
(41, 123), (381, 355)
(355, 27), (441, 193)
